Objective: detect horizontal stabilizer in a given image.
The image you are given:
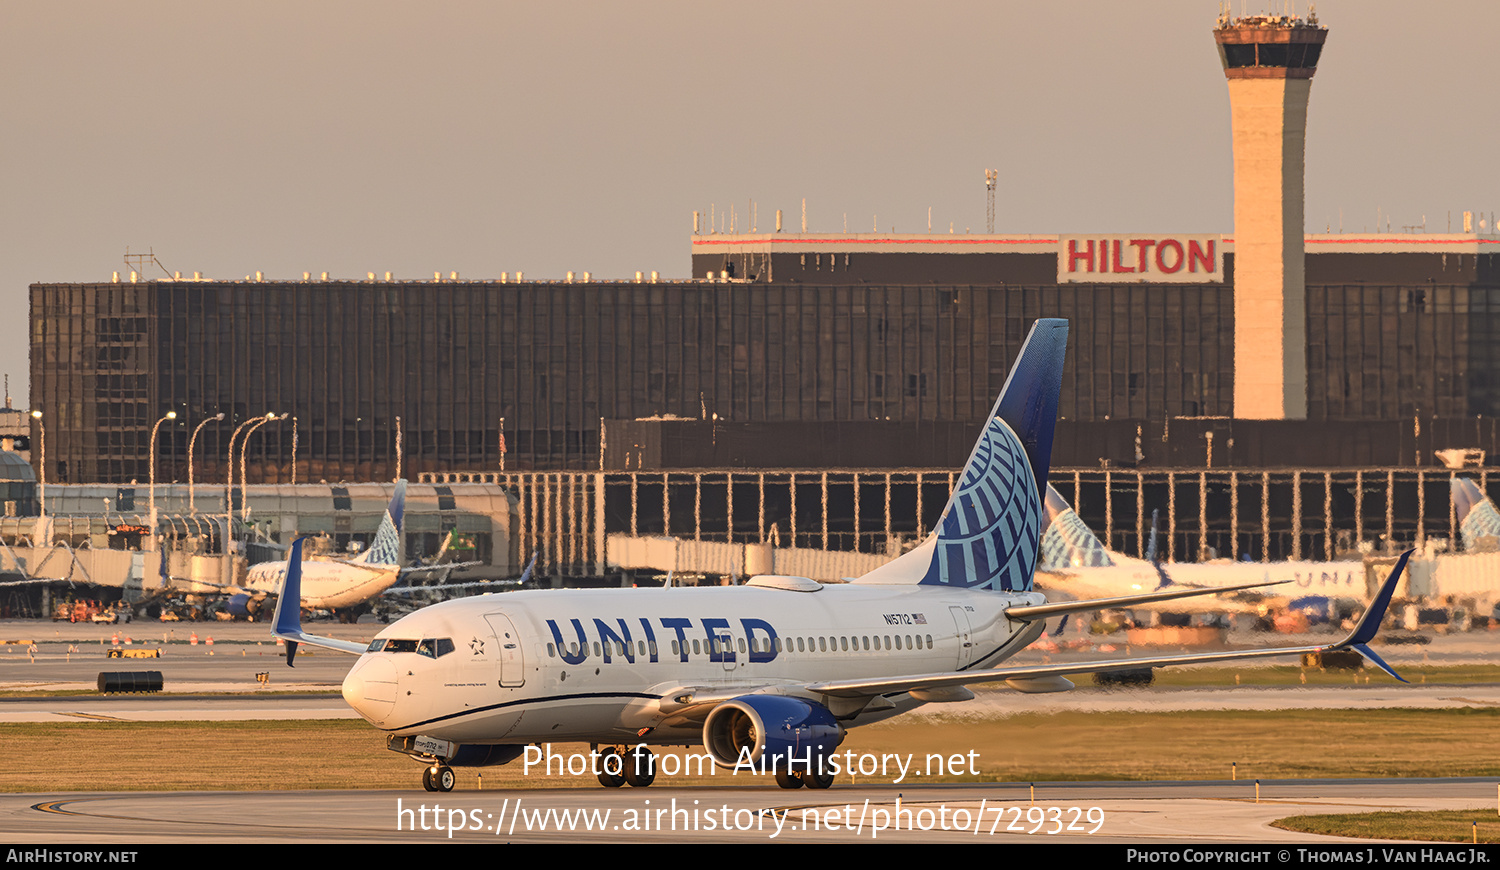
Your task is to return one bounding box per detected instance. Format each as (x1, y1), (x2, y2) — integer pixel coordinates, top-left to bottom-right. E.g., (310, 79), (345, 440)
(1004, 578), (1291, 622)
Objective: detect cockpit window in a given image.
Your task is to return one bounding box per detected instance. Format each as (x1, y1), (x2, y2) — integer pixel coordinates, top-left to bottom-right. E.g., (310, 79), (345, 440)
(368, 638), (454, 658)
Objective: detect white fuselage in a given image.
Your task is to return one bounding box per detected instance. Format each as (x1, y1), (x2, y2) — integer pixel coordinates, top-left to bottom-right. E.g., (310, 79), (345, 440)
(338, 583), (1046, 745)
(245, 559), (401, 610)
(1039, 553), (1366, 612)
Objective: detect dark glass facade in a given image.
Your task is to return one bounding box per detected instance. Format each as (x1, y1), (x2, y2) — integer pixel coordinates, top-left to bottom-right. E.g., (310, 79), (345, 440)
(27, 243), (1500, 485)
(29, 279), (1235, 484)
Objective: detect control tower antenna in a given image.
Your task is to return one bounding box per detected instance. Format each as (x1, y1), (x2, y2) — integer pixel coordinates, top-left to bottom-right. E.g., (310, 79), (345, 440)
(1214, 8), (1327, 420)
(985, 169), (997, 234)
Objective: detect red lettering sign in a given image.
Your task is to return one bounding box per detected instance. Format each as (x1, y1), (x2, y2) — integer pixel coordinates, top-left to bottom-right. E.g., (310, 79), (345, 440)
(1057, 235), (1221, 283)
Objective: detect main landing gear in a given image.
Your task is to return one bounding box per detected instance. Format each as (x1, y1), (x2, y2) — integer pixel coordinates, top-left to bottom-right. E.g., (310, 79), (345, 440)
(594, 744), (656, 788)
(423, 764), (456, 792)
(774, 763), (834, 790)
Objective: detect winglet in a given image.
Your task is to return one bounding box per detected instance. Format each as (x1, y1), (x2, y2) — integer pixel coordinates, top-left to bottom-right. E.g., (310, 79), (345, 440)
(271, 536), (309, 667)
(518, 550), (539, 585)
(267, 536), (373, 661)
(1329, 548), (1413, 682)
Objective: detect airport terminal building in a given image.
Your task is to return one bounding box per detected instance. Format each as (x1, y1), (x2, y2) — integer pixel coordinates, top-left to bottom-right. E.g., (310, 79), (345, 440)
(24, 230), (1500, 571)
(28, 232), (1500, 481)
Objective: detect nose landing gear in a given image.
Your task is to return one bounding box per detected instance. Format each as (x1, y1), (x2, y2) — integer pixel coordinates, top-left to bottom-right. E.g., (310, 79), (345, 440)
(422, 764), (455, 792)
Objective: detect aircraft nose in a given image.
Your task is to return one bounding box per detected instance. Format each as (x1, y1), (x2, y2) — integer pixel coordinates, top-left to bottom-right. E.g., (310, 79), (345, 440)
(342, 657), (398, 725)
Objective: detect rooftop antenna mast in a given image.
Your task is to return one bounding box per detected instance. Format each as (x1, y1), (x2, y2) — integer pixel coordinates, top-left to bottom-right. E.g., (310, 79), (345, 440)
(123, 247), (172, 279)
(985, 169), (997, 233)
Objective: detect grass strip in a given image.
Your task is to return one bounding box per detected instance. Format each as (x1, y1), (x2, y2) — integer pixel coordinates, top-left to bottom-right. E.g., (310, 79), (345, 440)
(5, 707), (1500, 792)
(1274, 810), (1500, 842)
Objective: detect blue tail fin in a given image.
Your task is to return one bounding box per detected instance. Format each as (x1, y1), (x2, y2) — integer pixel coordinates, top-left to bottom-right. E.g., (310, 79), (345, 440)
(917, 319), (1068, 592)
(354, 480), (406, 566)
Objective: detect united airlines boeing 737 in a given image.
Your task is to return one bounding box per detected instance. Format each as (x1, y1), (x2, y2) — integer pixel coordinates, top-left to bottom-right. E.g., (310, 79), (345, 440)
(1036, 483), (1365, 610)
(272, 320), (1410, 793)
(237, 481), (408, 621)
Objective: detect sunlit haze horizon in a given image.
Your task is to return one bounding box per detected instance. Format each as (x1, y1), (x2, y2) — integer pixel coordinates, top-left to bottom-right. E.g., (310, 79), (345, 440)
(5, 0), (1496, 407)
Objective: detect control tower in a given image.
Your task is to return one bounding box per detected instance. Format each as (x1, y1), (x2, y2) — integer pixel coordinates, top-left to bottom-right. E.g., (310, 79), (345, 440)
(1215, 10), (1327, 419)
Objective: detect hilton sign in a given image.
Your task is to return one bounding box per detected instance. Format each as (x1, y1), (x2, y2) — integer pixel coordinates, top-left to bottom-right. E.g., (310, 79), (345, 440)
(1057, 235), (1223, 283)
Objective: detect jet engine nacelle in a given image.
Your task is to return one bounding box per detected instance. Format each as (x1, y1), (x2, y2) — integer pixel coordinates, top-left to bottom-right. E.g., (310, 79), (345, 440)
(227, 593), (260, 618)
(701, 695), (844, 771)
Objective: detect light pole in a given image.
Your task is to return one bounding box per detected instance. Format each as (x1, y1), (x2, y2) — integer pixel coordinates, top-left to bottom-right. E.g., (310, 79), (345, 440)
(225, 415), (270, 558)
(187, 412), (225, 514)
(290, 416), (298, 486)
(394, 416), (402, 481)
(147, 411), (178, 549)
(30, 410), (45, 519)
(241, 413), (287, 520)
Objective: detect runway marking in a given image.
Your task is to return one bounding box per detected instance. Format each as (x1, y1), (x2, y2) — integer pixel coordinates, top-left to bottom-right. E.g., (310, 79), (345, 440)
(34, 799), (106, 817)
(1219, 798), (1427, 809)
(30, 795), (374, 836)
(57, 712), (131, 721)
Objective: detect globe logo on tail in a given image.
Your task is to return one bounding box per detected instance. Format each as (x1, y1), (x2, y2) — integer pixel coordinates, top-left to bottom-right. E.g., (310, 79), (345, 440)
(920, 415), (1041, 591)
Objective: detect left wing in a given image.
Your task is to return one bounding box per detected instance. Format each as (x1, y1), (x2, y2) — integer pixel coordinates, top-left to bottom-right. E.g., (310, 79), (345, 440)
(806, 548), (1411, 698)
(659, 549), (1411, 715)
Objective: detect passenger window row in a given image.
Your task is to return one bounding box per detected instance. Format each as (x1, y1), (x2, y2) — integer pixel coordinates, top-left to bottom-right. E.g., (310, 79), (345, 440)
(543, 634), (936, 659)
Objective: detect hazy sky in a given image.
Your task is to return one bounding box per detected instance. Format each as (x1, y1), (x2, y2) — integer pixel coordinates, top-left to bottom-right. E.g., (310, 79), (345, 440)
(4, 1), (1496, 407)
